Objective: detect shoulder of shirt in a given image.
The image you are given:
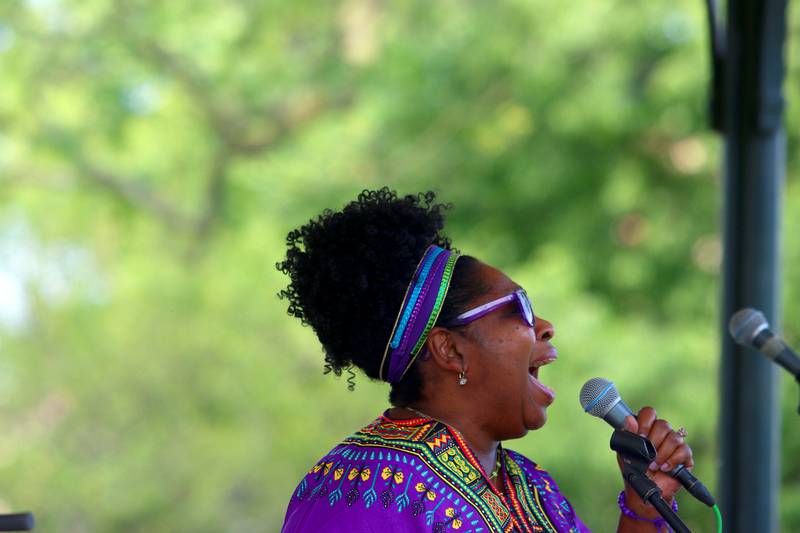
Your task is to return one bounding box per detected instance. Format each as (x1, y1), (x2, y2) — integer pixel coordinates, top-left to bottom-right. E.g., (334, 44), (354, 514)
(345, 414), (445, 445)
(296, 415), (439, 470)
(504, 448), (558, 480)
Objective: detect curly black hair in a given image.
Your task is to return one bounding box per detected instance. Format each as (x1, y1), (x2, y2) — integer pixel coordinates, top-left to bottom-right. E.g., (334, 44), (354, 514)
(277, 188), (486, 406)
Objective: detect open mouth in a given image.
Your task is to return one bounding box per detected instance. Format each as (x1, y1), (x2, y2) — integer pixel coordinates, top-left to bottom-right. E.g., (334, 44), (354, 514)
(528, 353), (557, 402)
(528, 352), (556, 377)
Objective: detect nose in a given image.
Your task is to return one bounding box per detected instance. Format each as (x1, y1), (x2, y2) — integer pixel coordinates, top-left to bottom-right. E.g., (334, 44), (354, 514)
(535, 317), (555, 342)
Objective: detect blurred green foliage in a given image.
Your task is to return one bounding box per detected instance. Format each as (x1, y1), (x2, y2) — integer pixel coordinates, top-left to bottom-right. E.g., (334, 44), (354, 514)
(0, 0), (798, 531)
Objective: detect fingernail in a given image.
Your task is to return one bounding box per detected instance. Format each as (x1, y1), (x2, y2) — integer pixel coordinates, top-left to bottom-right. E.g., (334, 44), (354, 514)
(640, 433), (647, 438)
(660, 463), (671, 472)
(649, 461), (658, 471)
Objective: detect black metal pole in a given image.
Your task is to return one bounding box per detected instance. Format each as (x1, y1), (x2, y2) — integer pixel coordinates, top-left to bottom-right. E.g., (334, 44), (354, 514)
(716, 0), (787, 531)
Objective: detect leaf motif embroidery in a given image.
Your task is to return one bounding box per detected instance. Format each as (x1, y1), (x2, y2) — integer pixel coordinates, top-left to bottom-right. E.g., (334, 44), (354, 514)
(295, 479), (307, 500)
(363, 487), (377, 509)
(328, 487), (342, 506)
(396, 491), (410, 512)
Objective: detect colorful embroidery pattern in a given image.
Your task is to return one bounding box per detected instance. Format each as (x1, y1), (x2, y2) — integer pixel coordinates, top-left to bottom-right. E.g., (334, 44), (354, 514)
(283, 415), (587, 533)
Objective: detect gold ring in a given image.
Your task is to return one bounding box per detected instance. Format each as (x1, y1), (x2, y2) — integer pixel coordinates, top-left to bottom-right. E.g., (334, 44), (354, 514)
(676, 427), (688, 438)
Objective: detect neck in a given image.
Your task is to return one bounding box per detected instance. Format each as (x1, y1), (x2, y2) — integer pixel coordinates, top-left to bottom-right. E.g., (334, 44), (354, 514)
(403, 403), (500, 478)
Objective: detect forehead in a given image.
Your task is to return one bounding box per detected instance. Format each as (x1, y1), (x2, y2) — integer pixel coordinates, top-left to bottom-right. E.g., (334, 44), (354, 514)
(474, 262), (521, 298)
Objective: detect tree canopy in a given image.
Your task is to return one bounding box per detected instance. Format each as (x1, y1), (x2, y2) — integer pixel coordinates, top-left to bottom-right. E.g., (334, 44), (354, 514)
(0, 0), (798, 530)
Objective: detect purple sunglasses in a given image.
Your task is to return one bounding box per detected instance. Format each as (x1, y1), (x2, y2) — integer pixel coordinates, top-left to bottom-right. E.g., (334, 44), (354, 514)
(447, 289), (535, 328)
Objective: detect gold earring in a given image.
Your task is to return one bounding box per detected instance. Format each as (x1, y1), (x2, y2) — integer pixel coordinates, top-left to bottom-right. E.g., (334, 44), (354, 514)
(458, 371), (467, 386)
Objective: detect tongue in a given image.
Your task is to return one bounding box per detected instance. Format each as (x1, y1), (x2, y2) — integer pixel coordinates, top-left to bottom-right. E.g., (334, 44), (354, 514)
(529, 373), (556, 403)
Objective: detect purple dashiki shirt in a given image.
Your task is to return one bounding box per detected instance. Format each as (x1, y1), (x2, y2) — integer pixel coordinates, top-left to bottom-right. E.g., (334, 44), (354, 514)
(282, 413), (590, 532)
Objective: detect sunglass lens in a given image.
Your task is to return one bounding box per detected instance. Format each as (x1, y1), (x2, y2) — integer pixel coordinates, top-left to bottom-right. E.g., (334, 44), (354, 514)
(519, 290), (535, 327)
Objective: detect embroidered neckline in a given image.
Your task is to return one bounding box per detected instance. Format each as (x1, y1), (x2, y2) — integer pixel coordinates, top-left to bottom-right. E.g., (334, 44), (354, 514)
(377, 411), (556, 533)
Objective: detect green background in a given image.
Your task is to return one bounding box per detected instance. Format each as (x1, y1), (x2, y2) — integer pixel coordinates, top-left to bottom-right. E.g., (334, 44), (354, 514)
(0, 0), (799, 531)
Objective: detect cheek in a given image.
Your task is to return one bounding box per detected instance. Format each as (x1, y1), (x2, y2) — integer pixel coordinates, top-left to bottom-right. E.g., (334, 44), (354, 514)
(469, 323), (533, 384)
(470, 352), (513, 394)
(484, 322), (530, 349)
(496, 327), (534, 361)
(476, 341), (529, 389)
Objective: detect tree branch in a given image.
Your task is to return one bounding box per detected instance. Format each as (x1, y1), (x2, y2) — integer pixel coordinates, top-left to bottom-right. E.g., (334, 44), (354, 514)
(20, 5), (358, 249)
(229, 91), (355, 155)
(194, 147), (230, 240)
(37, 125), (195, 231)
(78, 162), (195, 231)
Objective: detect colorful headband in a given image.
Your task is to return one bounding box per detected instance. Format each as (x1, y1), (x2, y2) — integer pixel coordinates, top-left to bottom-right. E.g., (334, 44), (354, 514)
(380, 245), (460, 384)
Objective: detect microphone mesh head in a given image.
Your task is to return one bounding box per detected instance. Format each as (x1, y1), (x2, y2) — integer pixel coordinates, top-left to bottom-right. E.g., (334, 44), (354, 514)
(579, 377), (620, 417)
(728, 308), (768, 346)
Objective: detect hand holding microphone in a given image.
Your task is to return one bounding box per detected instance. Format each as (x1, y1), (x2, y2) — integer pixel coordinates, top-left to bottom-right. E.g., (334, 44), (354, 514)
(580, 378), (714, 507)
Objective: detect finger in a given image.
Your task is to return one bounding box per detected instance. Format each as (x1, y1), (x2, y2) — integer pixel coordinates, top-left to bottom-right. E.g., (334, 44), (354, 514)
(653, 430), (685, 470)
(646, 419), (673, 449)
(650, 470), (683, 497)
(636, 407), (657, 437)
(623, 415), (638, 433)
(661, 444), (695, 473)
(644, 419), (673, 471)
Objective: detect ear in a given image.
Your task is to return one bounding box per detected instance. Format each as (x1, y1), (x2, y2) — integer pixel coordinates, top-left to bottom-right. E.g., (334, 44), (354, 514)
(425, 327), (467, 374)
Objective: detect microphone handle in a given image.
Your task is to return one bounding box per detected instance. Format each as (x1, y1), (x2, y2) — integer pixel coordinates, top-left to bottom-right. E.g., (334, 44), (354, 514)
(753, 329), (800, 377)
(669, 465), (715, 506)
(775, 348), (800, 378)
(604, 399), (634, 429)
(605, 401), (716, 506)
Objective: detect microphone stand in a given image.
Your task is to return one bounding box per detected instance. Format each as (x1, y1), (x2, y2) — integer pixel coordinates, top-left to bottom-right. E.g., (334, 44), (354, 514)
(796, 377), (800, 415)
(611, 430), (691, 533)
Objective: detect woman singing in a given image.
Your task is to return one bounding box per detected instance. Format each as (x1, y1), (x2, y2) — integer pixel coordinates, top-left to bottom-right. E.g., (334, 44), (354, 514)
(278, 188), (692, 532)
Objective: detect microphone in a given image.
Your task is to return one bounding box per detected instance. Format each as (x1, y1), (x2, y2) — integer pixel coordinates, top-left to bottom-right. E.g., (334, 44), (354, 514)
(729, 308), (800, 378)
(579, 376), (634, 429)
(579, 377), (715, 506)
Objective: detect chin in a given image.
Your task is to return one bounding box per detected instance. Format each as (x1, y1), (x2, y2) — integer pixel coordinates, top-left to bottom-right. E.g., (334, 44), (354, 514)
(503, 427), (530, 441)
(525, 412), (548, 431)
(505, 419), (545, 440)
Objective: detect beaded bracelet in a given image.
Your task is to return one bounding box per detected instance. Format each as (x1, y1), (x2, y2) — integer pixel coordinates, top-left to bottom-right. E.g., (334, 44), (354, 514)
(618, 490), (678, 532)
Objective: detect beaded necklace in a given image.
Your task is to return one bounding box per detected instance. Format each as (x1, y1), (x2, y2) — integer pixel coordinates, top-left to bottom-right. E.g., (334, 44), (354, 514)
(403, 406), (502, 479)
